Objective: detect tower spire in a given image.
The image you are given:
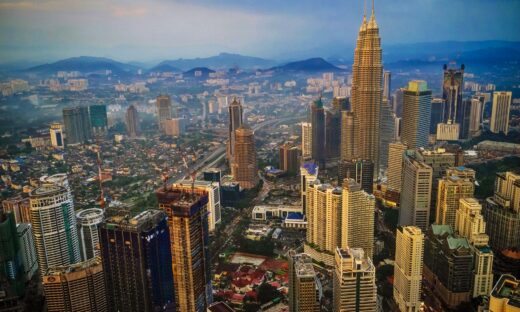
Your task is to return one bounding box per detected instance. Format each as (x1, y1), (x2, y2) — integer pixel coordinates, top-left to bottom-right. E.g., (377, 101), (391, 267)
(371, 0), (375, 16)
(363, 0), (367, 18)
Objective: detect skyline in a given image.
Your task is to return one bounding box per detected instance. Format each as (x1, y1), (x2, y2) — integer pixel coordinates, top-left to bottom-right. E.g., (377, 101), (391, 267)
(1, 0), (520, 63)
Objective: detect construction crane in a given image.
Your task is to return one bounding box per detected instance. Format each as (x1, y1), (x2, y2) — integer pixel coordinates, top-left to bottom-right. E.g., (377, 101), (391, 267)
(182, 156), (197, 195)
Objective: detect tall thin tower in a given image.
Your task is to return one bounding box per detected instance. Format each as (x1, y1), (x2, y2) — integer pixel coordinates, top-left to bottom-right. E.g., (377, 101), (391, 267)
(350, 1), (383, 175)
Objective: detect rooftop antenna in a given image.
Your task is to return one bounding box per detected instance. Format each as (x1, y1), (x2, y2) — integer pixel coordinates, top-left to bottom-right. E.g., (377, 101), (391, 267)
(363, 0), (367, 18)
(372, 0), (375, 15)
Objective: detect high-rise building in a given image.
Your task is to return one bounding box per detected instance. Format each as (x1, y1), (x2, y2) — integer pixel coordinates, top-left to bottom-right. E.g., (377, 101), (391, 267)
(89, 104), (108, 136)
(125, 105), (140, 138)
(469, 96), (484, 138)
(401, 80), (431, 149)
(379, 98), (395, 172)
(489, 274), (520, 312)
(333, 247), (376, 312)
(0, 212), (25, 298)
(171, 180), (221, 232)
(164, 117), (186, 137)
(351, 5), (383, 174)
(338, 159), (374, 194)
(436, 122), (460, 141)
(42, 257), (107, 312)
(227, 97), (243, 161)
(203, 168), (222, 184)
(301, 122), (312, 160)
(483, 172), (520, 251)
(340, 111), (356, 162)
(279, 143), (301, 175)
(383, 71), (391, 101)
(393, 226), (424, 312)
(387, 142), (407, 192)
(49, 123), (64, 148)
(341, 178), (375, 258)
(76, 208), (104, 262)
(490, 91), (512, 134)
(288, 252), (320, 312)
(156, 94), (172, 130)
(399, 151), (433, 231)
(333, 96), (350, 112)
(156, 187), (211, 312)
(99, 210), (175, 312)
(325, 108), (341, 159)
(16, 223), (38, 281)
(393, 88), (404, 118)
(455, 198), (494, 298)
(1, 195), (30, 224)
(442, 64), (464, 124)
(457, 99), (473, 140)
(435, 167), (475, 229)
(311, 98), (326, 166)
(29, 185), (80, 276)
(430, 98), (445, 135)
(231, 125), (258, 189)
(62, 106), (92, 144)
(301, 162), (319, 215)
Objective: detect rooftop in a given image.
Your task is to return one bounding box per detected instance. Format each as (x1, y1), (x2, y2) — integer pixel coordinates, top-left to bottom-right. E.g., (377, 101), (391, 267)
(492, 274), (520, 308)
(44, 257), (102, 276)
(208, 302), (235, 312)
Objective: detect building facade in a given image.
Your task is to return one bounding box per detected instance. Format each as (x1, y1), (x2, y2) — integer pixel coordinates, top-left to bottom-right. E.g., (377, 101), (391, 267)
(156, 94), (172, 130)
(125, 105), (140, 138)
(490, 91), (512, 134)
(288, 252), (320, 312)
(401, 80), (431, 149)
(435, 167), (475, 229)
(231, 126), (258, 189)
(76, 208), (104, 261)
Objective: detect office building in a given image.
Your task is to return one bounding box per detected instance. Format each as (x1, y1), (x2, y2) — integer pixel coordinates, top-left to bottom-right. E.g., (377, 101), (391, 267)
(231, 125), (258, 189)
(394, 116), (402, 141)
(423, 225), (474, 309)
(341, 178), (375, 258)
(1, 195), (30, 224)
(311, 98), (326, 166)
(29, 185), (80, 276)
(16, 223), (38, 281)
(49, 123), (64, 148)
(325, 108), (341, 159)
(288, 252), (320, 312)
(383, 71), (391, 101)
(469, 96), (484, 138)
(379, 98), (395, 172)
(489, 274), (520, 312)
(125, 105), (140, 137)
(301, 122), (312, 160)
(301, 162), (319, 215)
(455, 198), (494, 298)
(435, 166), (475, 229)
(89, 104), (108, 136)
(483, 172), (520, 251)
(279, 143), (301, 175)
(164, 117), (186, 137)
(393, 88), (404, 117)
(442, 64), (464, 124)
(393, 226), (424, 312)
(457, 99), (473, 140)
(399, 151), (433, 231)
(62, 106), (92, 144)
(203, 168), (222, 184)
(387, 142), (407, 192)
(340, 111), (356, 162)
(156, 94), (172, 130)
(401, 80), (431, 149)
(333, 96), (350, 111)
(436, 122), (460, 141)
(350, 5), (383, 174)
(430, 98), (445, 135)
(99, 210), (175, 312)
(0, 212), (25, 297)
(333, 247), (376, 312)
(156, 187), (212, 312)
(490, 91), (512, 134)
(172, 180), (222, 232)
(76, 208), (104, 262)
(42, 257), (107, 312)
(227, 97), (243, 161)
(338, 159), (374, 195)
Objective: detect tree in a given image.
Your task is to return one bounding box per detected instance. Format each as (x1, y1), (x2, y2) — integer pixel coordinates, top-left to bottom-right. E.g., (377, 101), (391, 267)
(257, 283), (280, 304)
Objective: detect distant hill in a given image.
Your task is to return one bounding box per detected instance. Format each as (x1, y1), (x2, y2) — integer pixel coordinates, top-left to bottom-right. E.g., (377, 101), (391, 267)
(26, 56), (137, 75)
(268, 57), (342, 72)
(183, 67), (216, 78)
(148, 63), (181, 73)
(155, 53), (277, 71)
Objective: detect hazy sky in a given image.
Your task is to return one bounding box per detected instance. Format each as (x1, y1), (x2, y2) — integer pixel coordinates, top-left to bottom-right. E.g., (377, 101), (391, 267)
(1, 0), (519, 62)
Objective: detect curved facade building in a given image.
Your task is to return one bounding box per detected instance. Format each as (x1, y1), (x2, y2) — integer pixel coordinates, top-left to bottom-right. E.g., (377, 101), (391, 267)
(76, 208), (104, 261)
(29, 185), (80, 276)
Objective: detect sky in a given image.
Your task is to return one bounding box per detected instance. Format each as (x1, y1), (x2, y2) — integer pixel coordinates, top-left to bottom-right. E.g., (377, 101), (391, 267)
(0, 0), (519, 63)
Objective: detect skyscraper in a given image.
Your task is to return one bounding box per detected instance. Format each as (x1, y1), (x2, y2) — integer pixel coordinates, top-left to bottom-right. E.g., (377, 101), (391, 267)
(279, 143), (300, 175)
(340, 111), (356, 162)
(231, 125), (258, 189)
(76, 208), (104, 261)
(125, 104), (140, 138)
(379, 98), (395, 172)
(325, 108), (341, 159)
(29, 185), (80, 276)
(383, 71), (391, 101)
(0, 211), (25, 298)
(442, 64), (464, 124)
(49, 122), (64, 148)
(387, 142), (407, 192)
(394, 226), (424, 312)
(341, 178), (375, 258)
(398, 151), (433, 231)
(62, 106), (92, 144)
(42, 257), (107, 312)
(99, 210), (175, 312)
(89, 104), (108, 136)
(430, 98), (445, 135)
(16, 223), (38, 281)
(311, 98), (326, 166)
(351, 4), (383, 174)
(436, 167), (475, 229)
(227, 97), (243, 161)
(338, 159), (374, 194)
(333, 247), (376, 312)
(469, 95), (484, 138)
(401, 80), (431, 149)
(300, 162), (319, 215)
(156, 94), (172, 130)
(288, 252), (320, 312)
(1, 195), (30, 224)
(301, 122), (312, 160)
(457, 99), (473, 140)
(156, 187), (211, 312)
(490, 91), (512, 134)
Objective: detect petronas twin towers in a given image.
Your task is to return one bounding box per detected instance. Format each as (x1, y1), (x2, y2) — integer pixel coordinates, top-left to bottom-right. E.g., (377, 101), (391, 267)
(350, 3), (383, 175)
